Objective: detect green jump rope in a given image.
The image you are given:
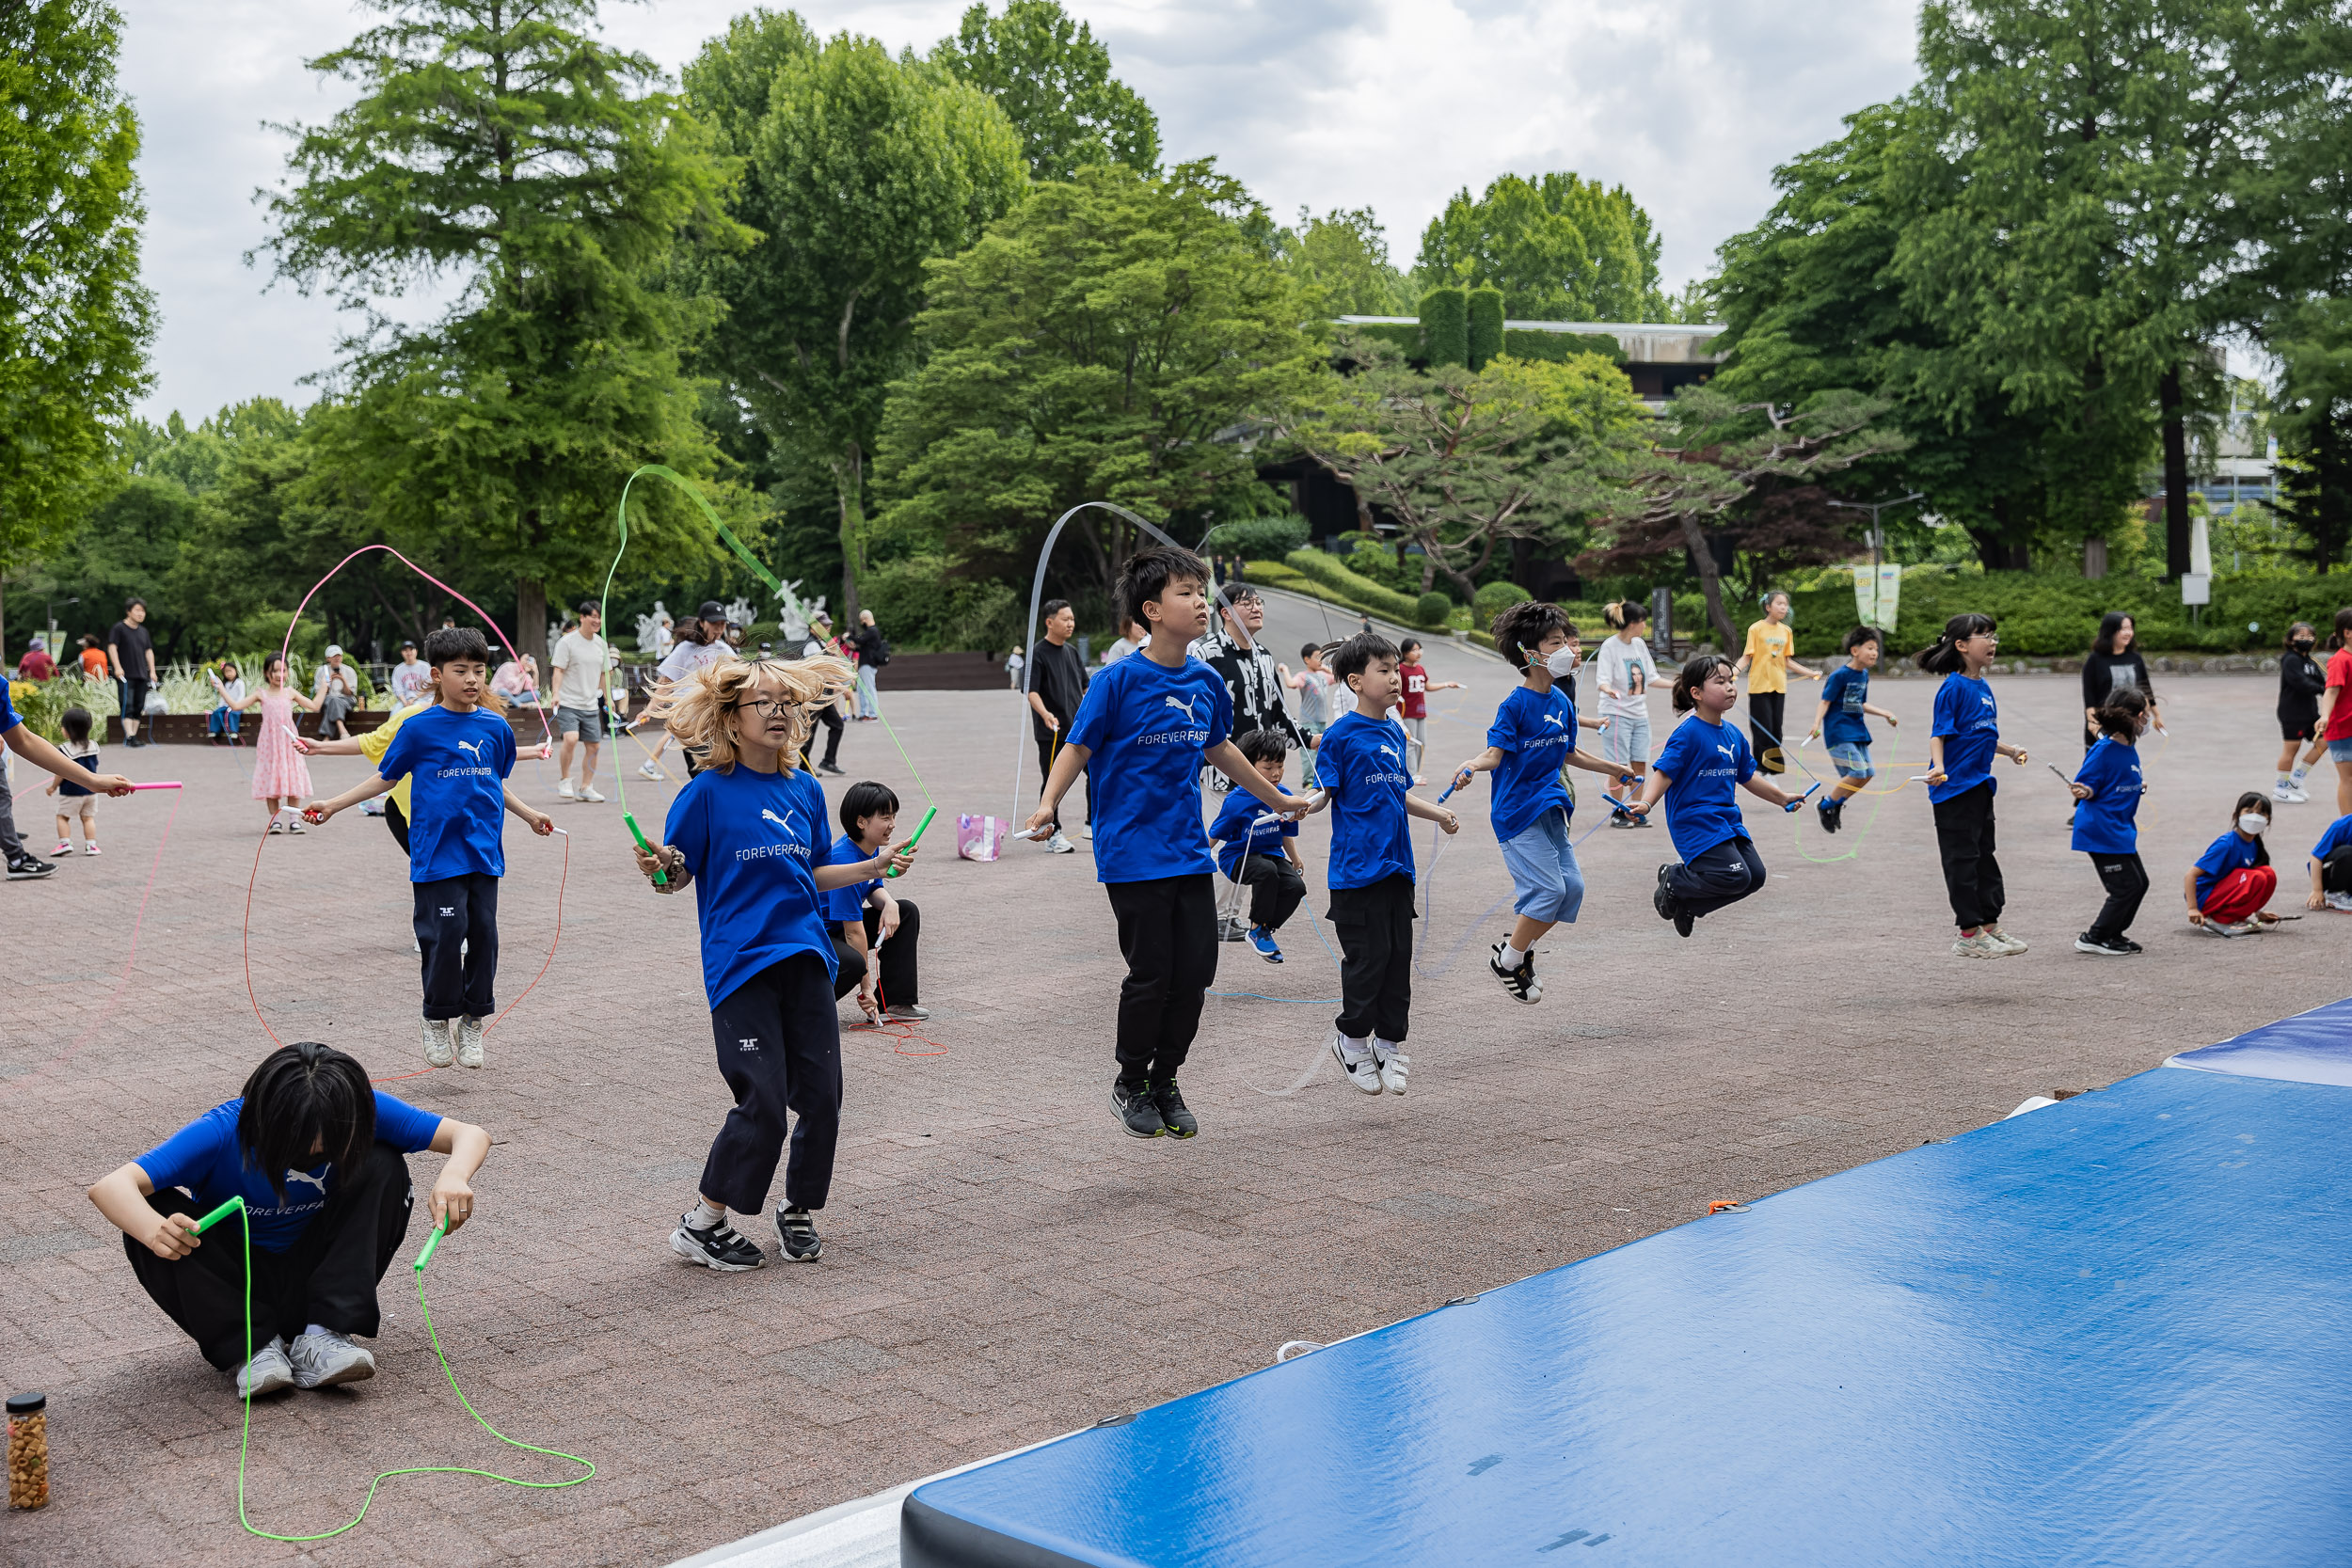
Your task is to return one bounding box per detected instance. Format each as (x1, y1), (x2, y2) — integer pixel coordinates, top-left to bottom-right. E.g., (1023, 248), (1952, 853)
(191, 1195), (594, 1542)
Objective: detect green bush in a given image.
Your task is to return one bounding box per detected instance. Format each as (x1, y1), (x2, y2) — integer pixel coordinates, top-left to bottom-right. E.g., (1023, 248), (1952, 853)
(1281, 549), (1427, 625)
(1203, 516), (1310, 560)
(856, 554), (1021, 652)
(1352, 322), (1422, 359)
(1500, 328), (1624, 365)
(1467, 287), (1504, 369)
(1473, 580), (1534, 624)
(1332, 533), (1413, 593)
(1419, 287), (1468, 368)
(1414, 591), (1453, 628)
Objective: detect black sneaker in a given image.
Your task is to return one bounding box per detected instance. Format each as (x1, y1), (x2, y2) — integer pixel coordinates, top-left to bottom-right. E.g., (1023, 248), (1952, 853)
(1152, 1080), (1198, 1138)
(670, 1215), (765, 1271)
(2119, 936), (2144, 953)
(1111, 1078), (1165, 1138)
(2073, 932), (2135, 958)
(1653, 864), (1677, 922)
(1488, 941), (1540, 1004)
(7, 856), (56, 880)
(774, 1206), (822, 1261)
(1817, 798), (1843, 834)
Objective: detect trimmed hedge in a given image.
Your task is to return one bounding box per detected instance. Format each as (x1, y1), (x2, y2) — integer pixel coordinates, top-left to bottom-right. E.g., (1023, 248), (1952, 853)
(1414, 591), (1454, 627)
(1473, 580), (1534, 623)
(1467, 287), (1504, 369)
(1501, 327), (1624, 365)
(1260, 549), (1432, 626)
(1420, 287), (1469, 368)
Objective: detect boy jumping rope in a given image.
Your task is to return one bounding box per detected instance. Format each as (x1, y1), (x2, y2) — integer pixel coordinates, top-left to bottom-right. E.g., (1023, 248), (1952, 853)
(1025, 546), (1311, 1141)
(1320, 632), (1458, 1095)
(1803, 626), (1899, 834)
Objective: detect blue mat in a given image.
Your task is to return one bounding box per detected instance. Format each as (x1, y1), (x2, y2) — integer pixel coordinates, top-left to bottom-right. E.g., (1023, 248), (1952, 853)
(905, 1065), (2352, 1567)
(2168, 994), (2352, 1086)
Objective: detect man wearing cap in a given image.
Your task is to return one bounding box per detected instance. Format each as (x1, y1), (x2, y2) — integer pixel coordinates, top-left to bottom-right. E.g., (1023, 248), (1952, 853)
(552, 600), (622, 801)
(388, 640), (432, 705)
(638, 600), (736, 780)
(314, 646), (360, 739)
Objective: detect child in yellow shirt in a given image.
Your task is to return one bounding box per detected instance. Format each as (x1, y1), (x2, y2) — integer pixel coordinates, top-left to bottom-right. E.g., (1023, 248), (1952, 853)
(1733, 591), (1820, 775)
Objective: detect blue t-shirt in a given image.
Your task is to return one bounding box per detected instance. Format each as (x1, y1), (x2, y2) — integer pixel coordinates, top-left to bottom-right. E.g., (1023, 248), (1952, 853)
(663, 763), (839, 1007)
(1065, 652), (1232, 884)
(1209, 784), (1297, 879)
(375, 705), (516, 881)
(1654, 713), (1755, 862)
(2313, 815), (2352, 863)
(1484, 685), (1577, 843)
(136, 1092), (442, 1252)
(821, 833), (883, 924)
(1820, 665), (1872, 749)
(1314, 710), (1416, 890)
(0, 681), (18, 735)
(2069, 737), (2143, 855)
(2192, 830), (2265, 907)
(1930, 673), (2001, 803)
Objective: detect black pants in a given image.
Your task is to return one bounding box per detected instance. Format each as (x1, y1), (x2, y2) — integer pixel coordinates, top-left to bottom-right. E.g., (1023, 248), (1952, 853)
(702, 953), (842, 1214)
(385, 798), (409, 854)
(1931, 782), (2005, 929)
(414, 872), (499, 1020)
(829, 900), (920, 1007)
(1237, 854), (1305, 931)
(1329, 873), (1415, 1042)
(1104, 874), (1217, 1085)
(0, 752), (24, 860)
(2086, 851), (2148, 942)
(798, 705), (843, 771)
(2324, 847), (2352, 895)
(1667, 835), (1768, 919)
(127, 1142), (415, 1370)
(1749, 691), (1787, 774)
(1034, 725), (1089, 829)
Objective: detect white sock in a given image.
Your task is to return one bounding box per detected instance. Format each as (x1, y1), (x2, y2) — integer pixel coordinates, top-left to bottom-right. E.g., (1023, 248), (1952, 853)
(1337, 1034), (1373, 1064)
(2293, 765), (2310, 784)
(1373, 1037), (1403, 1063)
(1504, 939), (1531, 961)
(686, 1199), (725, 1230)
(301, 1323), (329, 1339)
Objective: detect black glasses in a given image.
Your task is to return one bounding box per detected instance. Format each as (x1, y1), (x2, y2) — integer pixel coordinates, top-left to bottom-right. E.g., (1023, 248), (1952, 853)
(737, 698), (792, 718)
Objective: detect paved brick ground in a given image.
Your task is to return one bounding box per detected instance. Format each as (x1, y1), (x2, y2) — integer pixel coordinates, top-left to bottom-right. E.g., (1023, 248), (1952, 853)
(2, 620), (2336, 1567)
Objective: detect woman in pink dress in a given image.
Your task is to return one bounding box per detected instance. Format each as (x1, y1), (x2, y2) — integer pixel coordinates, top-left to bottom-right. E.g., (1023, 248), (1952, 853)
(232, 654), (322, 833)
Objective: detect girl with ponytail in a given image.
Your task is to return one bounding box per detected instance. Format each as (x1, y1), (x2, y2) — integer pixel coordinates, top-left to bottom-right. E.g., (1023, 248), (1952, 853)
(1595, 599), (1660, 821)
(2066, 689), (2153, 956)
(1919, 613), (2031, 958)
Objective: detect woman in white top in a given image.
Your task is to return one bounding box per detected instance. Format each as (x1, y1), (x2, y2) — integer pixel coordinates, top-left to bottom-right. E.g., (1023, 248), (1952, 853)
(1099, 615), (1145, 666)
(638, 602), (736, 779)
(1595, 599), (1661, 825)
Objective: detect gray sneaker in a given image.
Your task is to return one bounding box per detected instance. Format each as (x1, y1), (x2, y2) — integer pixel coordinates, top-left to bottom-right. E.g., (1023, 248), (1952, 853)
(1981, 924), (2028, 955)
(231, 1336), (295, 1399)
(421, 1017), (454, 1068)
(286, 1329), (375, 1389)
(454, 1015), (485, 1069)
(1951, 932), (2003, 959)
(1045, 832), (1076, 854)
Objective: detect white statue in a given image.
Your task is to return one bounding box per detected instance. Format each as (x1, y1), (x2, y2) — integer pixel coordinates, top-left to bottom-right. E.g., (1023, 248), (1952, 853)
(636, 600), (674, 654)
(724, 595), (755, 630)
(774, 578), (827, 645)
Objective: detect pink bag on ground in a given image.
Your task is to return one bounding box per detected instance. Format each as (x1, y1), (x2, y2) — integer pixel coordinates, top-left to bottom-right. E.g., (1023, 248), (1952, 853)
(959, 814), (1009, 862)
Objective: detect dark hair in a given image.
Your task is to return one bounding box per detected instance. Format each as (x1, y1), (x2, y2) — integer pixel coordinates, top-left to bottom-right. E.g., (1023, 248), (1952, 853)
(1330, 630), (1399, 686)
(2286, 621), (2316, 651)
(1915, 612), (1998, 673)
(2092, 611), (2134, 657)
(1041, 599), (1071, 620)
(2233, 791), (2274, 867)
(1490, 599), (1569, 671)
(1300, 642), (1325, 661)
(60, 705), (91, 743)
(1604, 599), (1649, 629)
(1237, 727), (1293, 767)
(235, 1042), (375, 1201)
(838, 780), (900, 838)
(2329, 608), (2352, 652)
(2092, 686), (2149, 738)
(1843, 625), (1884, 654)
(1398, 638), (1422, 660)
(124, 597), (144, 613)
(424, 626), (492, 667)
(1672, 653), (1735, 712)
(1220, 584), (1262, 607)
(1761, 590), (1790, 610)
(1116, 546), (1212, 630)
(262, 653), (287, 683)
(577, 599), (599, 617)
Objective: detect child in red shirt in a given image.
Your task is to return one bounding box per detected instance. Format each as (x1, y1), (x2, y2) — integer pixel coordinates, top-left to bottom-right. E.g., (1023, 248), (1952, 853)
(1393, 639), (1461, 782)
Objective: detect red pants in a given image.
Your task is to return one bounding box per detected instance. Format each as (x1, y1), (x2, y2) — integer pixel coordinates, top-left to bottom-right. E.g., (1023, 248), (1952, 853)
(2200, 865), (2277, 924)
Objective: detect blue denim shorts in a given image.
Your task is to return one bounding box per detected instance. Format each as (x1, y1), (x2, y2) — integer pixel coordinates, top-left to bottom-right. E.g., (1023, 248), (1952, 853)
(2329, 737), (2352, 763)
(1825, 741), (1874, 780)
(1498, 807), (1585, 925)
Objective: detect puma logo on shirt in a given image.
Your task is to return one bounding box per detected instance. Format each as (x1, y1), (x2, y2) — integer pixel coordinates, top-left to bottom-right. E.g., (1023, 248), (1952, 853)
(455, 737), (486, 761)
(1163, 695), (1201, 723)
(1542, 713), (1566, 730)
(1142, 690), (1210, 747)
(282, 1168), (328, 1198)
(737, 804), (813, 863)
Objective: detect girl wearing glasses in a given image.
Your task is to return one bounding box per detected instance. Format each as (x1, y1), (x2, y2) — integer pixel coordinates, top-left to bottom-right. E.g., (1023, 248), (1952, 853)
(1919, 613), (2031, 959)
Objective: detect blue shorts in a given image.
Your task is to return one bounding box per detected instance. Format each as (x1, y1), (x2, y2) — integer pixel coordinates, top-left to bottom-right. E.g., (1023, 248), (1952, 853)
(2329, 738), (2352, 763)
(1498, 807), (1584, 926)
(1825, 741), (1874, 780)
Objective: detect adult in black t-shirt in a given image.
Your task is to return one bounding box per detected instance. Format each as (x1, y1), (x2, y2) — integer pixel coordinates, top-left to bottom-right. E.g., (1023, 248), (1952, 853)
(108, 599), (157, 748)
(2080, 611), (2160, 750)
(1025, 599), (1090, 847)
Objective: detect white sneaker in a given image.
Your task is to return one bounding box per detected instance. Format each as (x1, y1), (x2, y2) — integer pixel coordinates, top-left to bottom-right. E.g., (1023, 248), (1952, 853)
(558, 779), (576, 800)
(2327, 892), (2352, 912)
(286, 1328), (375, 1389)
(1951, 932), (2003, 959)
(638, 759), (662, 780)
(421, 1017), (454, 1068)
(454, 1015), (485, 1069)
(1373, 1039), (1409, 1096)
(231, 1336), (295, 1399)
(1045, 832), (1076, 854)
(1331, 1032), (1382, 1094)
(2286, 784), (2311, 803)
(1079, 825), (1092, 841)
(1982, 924), (2028, 955)
(580, 784), (606, 802)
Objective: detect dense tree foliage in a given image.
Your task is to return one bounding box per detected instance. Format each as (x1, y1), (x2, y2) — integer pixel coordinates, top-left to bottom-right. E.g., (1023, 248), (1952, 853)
(930, 0), (1159, 182)
(1416, 173), (1667, 322)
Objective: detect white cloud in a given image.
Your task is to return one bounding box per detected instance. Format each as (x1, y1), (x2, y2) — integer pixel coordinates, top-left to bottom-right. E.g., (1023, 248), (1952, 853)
(119, 0), (1918, 421)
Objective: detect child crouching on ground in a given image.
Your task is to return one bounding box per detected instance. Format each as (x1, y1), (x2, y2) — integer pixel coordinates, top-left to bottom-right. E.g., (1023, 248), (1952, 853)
(1211, 728), (1308, 962)
(2186, 793), (2284, 935)
(826, 780), (929, 1023)
(1318, 632), (1458, 1095)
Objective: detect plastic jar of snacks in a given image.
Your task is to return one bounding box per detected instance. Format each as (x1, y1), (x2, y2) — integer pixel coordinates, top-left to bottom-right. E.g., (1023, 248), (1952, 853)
(7, 1392), (47, 1510)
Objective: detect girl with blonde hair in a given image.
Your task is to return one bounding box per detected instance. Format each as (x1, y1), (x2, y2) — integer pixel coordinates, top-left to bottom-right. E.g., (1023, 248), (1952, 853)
(634, 656), (915, 1273)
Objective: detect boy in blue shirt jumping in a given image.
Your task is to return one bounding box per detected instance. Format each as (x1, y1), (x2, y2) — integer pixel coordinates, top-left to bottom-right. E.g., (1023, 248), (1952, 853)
(1804, 626), (1900, 834)
(1319, 632), (1458, 1095)
(1027, 546), (1311, 1141)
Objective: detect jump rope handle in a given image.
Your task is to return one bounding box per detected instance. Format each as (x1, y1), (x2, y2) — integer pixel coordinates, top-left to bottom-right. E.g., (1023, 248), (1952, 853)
(1785, 782), (1821, 813)
(624, 811), (667, 887)
(193, 1196), (245, 1233)
(884, 805), (935, 879)
(413, 1219), (447, 1274)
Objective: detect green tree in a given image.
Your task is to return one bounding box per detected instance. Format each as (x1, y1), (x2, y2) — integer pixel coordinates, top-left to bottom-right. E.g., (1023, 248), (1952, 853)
(685, 24), (1025, 618)
(1276, 206), (1410, 317)
(257, 0), (744, 670)
(1416, 172), (1665, 322)
(876, 161), (1317, 602)
(930, 0), (1159, 182)
(0, 0), (154, 598)
(1277, 336), (1650, 601)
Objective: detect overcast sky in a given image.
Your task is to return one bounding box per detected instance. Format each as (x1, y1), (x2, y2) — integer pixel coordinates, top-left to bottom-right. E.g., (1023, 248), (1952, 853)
(119, 0), (1921, 424)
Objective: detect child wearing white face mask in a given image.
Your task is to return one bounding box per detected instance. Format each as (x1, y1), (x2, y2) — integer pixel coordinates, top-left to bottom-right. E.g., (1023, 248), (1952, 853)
(1451, 603), (1631, 1004)
(2186, 792), (2285, 936)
